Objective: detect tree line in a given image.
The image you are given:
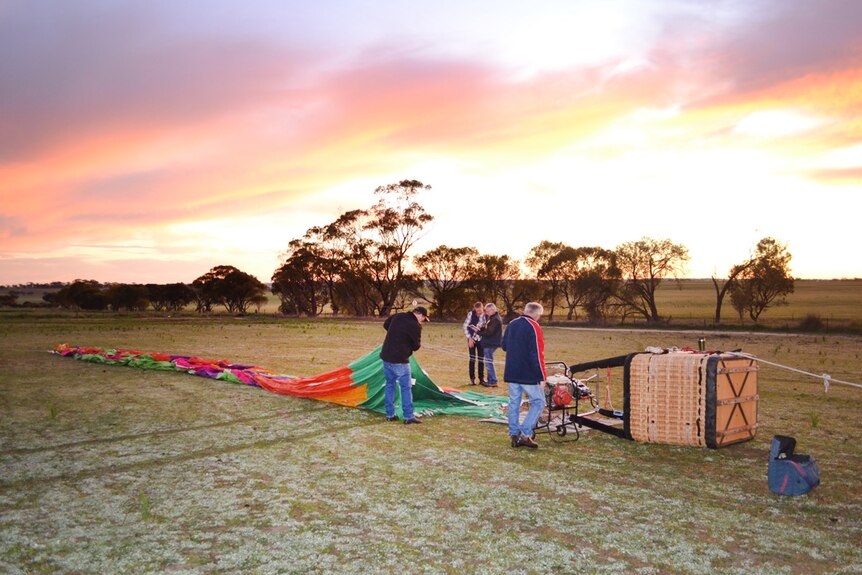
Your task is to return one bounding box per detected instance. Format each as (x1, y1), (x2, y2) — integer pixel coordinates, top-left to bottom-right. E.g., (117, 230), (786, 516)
(25, 179), (794, 323)
(270, 180), (794, 323)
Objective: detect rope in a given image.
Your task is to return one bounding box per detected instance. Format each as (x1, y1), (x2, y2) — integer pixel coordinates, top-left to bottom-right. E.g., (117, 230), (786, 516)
(422, 342), (505, 368)
(725, 352), (862, 392)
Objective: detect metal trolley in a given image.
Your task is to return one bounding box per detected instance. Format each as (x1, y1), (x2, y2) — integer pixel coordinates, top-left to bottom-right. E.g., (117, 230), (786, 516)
(534, 361), (598, 442)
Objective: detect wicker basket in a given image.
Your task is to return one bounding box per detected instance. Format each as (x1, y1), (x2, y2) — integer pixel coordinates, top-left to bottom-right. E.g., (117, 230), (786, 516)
(625, 352), (758, 448)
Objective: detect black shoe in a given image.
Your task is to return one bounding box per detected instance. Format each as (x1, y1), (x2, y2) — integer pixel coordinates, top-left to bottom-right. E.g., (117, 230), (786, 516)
(517, 434), (538, 449)
(404, 417), (422, 425)
(511, 435), (520, 448)
(386, 415), (399, 422)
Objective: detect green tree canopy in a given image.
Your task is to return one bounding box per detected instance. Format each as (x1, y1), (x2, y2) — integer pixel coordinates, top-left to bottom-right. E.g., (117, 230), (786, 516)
(413, 245), (479, 319)
(729, 237), (794, 322)
(193, 265), (266, 315)
(615, 237), (689, 322)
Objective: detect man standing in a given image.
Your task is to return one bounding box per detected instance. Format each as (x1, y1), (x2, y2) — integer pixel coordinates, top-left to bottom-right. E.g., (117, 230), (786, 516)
(380, 306), (430, 424)
(502, 302), (547, 448)
(463, 302), (486, 385)
(477, 303), (502, 387)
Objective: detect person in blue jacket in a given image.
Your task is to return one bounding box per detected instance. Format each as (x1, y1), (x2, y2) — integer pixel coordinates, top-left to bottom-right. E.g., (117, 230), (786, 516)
(502, 302), (547, 448)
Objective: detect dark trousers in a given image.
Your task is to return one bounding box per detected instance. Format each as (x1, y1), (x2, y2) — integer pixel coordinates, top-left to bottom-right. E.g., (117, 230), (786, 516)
(468, 343), (485, 383)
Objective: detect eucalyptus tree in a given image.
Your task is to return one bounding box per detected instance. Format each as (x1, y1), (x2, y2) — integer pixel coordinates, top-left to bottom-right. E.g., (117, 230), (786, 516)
(193, 265), (266, 315)
(414, 245), (479, 319)
(525, 240), (569, 321)
(615, 237), (689, 323)
(545, 246), (620, 322)
(729, 237), (794, 322)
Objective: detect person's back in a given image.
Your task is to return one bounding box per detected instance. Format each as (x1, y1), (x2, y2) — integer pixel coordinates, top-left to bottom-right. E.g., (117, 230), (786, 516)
(380, 312), (421, 364)
(502, 314), (546, 384)
(379, 307), (428, 425)
(502, 302), (547, 448)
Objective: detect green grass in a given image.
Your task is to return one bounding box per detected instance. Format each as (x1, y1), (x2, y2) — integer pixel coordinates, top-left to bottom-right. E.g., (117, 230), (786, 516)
(1, 314), (861, 574)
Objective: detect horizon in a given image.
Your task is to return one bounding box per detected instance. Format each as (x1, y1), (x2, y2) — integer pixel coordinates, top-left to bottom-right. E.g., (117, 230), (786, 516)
(2, 1), (861, 284)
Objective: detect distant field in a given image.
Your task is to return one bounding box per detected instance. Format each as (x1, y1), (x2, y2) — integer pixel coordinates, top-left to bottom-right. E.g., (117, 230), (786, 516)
(1, 314), (861, 573)
(649, 279), (862, 328)
(3, 279), (861, 329)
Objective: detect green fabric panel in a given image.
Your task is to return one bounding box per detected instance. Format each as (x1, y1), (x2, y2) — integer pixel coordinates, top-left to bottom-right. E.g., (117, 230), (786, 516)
(78, 353), (113, 364)
(354, 346), (504, 418)
(218, 371), (244, 385)
(126, 357), (178, 371)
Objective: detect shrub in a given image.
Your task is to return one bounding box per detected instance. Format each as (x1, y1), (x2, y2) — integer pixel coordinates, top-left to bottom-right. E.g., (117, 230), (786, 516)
(798, 314), (825, 332)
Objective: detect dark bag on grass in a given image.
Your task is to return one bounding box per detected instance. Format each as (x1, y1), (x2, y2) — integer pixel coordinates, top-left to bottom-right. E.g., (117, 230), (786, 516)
(767, 435), (820, 496)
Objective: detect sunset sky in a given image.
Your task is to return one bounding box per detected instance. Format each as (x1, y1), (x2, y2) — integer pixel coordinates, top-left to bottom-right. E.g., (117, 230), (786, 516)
(2, 0), (861, 284)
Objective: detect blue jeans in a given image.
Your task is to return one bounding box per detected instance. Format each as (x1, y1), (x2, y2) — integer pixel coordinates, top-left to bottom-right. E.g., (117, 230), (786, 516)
(383, 361), (414, 420)
(508, 382), (546, 437)
(483, 346), (498, 384)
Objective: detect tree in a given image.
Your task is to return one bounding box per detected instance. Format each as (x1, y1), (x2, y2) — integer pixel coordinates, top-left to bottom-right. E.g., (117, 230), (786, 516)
(300, 212), (361, 316)
(711, 242), (764, 324)
(473, 254), (542, 320)
(545, 246), (620, 322)
(615, 237), (689, 322)
(271, 240), (330, 316)
(193, 265), (266, 315)
(106, 283), (149, 311)
(278, 180), (433, 317)
(146, 283), (195, 312)
(729, 238), (794, 322)
(54, 280), (108, 311)
(361, 180), (433, 316)
(413, 245), (479, 319)
(525, 241), (569, 321)
(0, 293), (18, 306)
(250, 294), (269, 313)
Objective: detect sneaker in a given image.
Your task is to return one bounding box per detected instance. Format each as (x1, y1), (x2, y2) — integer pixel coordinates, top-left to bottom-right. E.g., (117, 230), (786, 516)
(480, 381), (498, 387)
(517, 434), (538, 449)
(511, 435), (520, 448)
(469, 380), (477, 386)
(386, 415), (399, 422)
(403, 417), (422, 425)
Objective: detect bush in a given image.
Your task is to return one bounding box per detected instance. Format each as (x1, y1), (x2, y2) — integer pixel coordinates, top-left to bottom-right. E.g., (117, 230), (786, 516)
(798, 314), (825, 332)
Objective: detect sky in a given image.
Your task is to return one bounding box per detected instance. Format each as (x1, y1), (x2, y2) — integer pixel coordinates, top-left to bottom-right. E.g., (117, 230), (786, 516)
(2, 0), (861, 284)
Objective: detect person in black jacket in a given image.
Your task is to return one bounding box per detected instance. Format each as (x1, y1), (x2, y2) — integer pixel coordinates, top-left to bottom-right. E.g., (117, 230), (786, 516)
(502, 302), (547, 448)
(380, 306), (429, 424)
(477, 303), (502, 387)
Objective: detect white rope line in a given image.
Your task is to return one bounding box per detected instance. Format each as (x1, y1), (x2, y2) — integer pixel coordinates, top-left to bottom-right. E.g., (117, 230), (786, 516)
(421, 342), (505, 368)
(726, 351), (862, 392)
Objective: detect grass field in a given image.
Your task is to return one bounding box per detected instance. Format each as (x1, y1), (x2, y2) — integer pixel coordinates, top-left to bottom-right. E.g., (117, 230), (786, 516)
(1, 314), (861, 574)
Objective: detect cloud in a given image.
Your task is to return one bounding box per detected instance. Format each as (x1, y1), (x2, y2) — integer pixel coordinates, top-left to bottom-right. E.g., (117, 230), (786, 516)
(0, 2), (312, 162)
(1, 0), (861, 282)
(0, 215), (27, 238)
(732, 109), (828, 138)
(805, 167), (862, 185)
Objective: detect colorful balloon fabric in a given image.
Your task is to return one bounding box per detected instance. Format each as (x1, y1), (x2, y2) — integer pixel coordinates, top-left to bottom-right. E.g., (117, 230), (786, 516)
(53, 344), (506, 418)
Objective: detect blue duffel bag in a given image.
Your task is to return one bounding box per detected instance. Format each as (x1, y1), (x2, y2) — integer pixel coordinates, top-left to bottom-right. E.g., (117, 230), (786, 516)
(767, 435), (820, 496)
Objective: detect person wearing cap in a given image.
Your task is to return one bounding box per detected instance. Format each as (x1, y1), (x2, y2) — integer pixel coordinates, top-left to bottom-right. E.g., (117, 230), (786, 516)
(379, 306), (430, 424)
